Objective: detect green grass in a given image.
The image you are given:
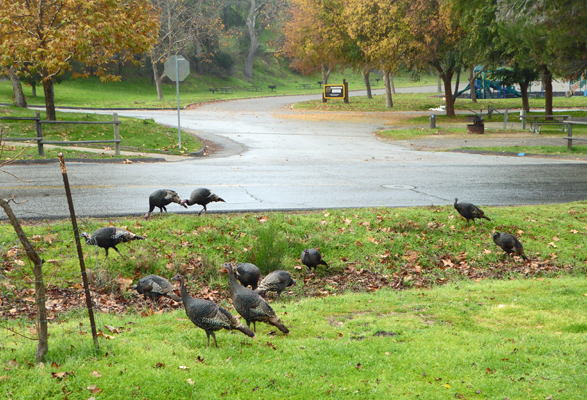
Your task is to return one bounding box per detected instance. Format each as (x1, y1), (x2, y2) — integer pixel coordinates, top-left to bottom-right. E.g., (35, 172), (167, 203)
(463, 145), (587, 156)
(2, 203), (587, 295)
(1, 277), (586, 399)
(2, 204), (587, 398)
(294, 92), (587, 112)
(1, 106), (201, 160)
(0, 61), (438, 109)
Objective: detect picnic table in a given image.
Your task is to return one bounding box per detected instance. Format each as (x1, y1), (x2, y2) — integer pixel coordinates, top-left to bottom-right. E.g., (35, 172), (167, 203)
(525, 114), (572, 133)
(246, 85), (261, 92)
(563, 121), (587, 150)
(297, 83), (313, 90)
(219, 87), (234, 94)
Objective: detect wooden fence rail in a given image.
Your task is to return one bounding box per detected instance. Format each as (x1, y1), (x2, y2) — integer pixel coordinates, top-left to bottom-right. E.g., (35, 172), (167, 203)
(0, 112), (122, 156)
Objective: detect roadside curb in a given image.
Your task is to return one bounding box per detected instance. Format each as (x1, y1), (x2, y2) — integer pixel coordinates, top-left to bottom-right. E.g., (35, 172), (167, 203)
(449, 148), (587, 160)
(5, 157), (168, 165)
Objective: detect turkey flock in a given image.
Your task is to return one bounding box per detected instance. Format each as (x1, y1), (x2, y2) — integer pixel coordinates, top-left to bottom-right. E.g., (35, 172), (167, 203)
(80, 189), (529, 347)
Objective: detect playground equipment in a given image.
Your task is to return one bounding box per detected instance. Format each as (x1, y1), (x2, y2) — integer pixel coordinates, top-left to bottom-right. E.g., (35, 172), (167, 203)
(455, 65), (521, 99)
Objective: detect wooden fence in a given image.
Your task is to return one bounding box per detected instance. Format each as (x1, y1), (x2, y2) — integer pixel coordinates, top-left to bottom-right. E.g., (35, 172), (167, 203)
(0, 112), (122, 156)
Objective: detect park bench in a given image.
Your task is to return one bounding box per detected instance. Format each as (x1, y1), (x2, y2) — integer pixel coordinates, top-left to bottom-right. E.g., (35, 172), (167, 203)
(297, 83), (313, 90)
(219, 87), (234, 94)
(246, 85), (261, 92)
(524, 114), (572, 133)
(209, 87), (218, 94)
(563, 121), (587, 150)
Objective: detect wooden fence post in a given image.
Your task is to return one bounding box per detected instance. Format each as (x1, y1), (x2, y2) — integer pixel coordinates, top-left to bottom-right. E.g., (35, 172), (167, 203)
(503, 109), (508, 130)
(113, 113), (120, 156)
(35, 112), (44, 156)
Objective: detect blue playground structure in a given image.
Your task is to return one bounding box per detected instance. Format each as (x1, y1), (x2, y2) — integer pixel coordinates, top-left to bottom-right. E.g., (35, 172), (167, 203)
(455, 65), (521, 99)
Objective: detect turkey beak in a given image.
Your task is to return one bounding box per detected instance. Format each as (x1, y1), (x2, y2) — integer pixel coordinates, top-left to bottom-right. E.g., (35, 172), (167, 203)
(180, 200), (188, 209)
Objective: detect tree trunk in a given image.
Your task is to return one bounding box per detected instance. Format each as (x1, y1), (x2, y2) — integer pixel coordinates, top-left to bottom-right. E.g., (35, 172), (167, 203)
(321, 65), (330, 85)
(452, 67), (461, 106)
(383, 70), (393, 108)
(520, 80), (530, 113)
(152, 54), (164, 101)
(469, 65), (477, 103)
(363, 69), (372, 99)
(244, 0), (263, 80)
(8, 66), (27, 108)
(542, 64), (553, 116)
(437, 72), (442, 93)
(195, 40), (203, 74)
(42, 78), (56, 121)
(436, 65), (455, 117)
(390, 74), (396, 94)
(0, 198), (48, 363)
(31, 83), (37, 98)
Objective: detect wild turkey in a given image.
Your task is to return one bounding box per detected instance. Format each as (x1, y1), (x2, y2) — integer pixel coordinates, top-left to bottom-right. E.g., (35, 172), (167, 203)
(132, 275), (181, 302)
(254, 270), (296, 300)
(181, 188), (225, 216)
(454, 198), (491, 226)
(492, 232), (529, 261)
(224, 263), (289, 334)
(80, 227), (145, 261)
(235, 263), (261, 290)
(145, 189), (187, 220)
(172, 274), (255, 347)
(301, 248), (328, 272)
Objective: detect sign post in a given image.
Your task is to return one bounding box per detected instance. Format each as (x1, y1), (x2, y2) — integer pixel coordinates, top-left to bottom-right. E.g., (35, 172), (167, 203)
(164, 55), (190, 149)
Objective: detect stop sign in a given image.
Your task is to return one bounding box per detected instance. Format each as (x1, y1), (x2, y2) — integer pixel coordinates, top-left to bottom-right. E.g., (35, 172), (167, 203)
(164, 55), (190, 82)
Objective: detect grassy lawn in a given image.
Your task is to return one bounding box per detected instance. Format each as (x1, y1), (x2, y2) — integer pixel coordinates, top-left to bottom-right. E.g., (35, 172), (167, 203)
(0, 65), (439, 109)
(294, 92), (587, 112)
(2, 203), (587, 398)
(463, 144), (587, 156)
(1, 106), (201, 160)
(1, 277), (586, 399)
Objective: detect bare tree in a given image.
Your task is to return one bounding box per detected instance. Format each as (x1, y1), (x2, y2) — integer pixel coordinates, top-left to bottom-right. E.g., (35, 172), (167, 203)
(1, 129), (48, 363)
(150, 0), (193, 100)
(241, 0), (284, 79)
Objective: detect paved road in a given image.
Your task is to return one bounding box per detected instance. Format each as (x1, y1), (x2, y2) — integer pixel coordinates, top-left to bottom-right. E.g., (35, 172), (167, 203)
(2, 86), (587, 220)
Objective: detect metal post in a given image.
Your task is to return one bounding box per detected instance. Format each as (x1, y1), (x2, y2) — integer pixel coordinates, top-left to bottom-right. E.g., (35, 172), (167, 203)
(176, 57), (181, 149)
(35, 111), (44, 156)
(58, 154), (99, 352)
(113, 113), (120, 156)
(503, 109), (508, 130)
(520, 109), (527, 129)
(430, 114), (436, 128)
(567, 123), (573, 150)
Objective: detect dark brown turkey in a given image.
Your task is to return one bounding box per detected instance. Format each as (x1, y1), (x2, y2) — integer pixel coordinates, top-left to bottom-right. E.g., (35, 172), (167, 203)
(301, 248), (328, 272)
(225, 263), (289, 334)
(181, 188), (225, 215)
(235, 263), (261, 290)
(80, 227), (145, 261)
(492, 232), (529, 261)
(145, 189), (187, 220)
(173, 274), (255, 347)
(454, 198), (491, 226)
(254, 270), (296, 300)
(132, 275), (181, 302)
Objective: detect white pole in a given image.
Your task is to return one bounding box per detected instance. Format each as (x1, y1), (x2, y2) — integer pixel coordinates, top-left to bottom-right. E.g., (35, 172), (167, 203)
(176, 57), (181, 149)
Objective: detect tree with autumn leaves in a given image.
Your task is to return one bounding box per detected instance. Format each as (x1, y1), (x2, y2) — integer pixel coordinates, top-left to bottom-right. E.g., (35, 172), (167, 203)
(0, 0), (160, 120)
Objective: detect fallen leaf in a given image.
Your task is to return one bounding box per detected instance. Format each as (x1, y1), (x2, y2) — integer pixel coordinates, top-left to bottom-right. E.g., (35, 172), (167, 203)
(91, 387), (103, 394)
(356, 363), (362, 370)
(444, 384), (451, 388)
(187, 378), (195, 385)
(179, 365), (189, 370)
(51, 371), (73, 380)
(104, 325), (120, 334)
(91, 370), (102, 377)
